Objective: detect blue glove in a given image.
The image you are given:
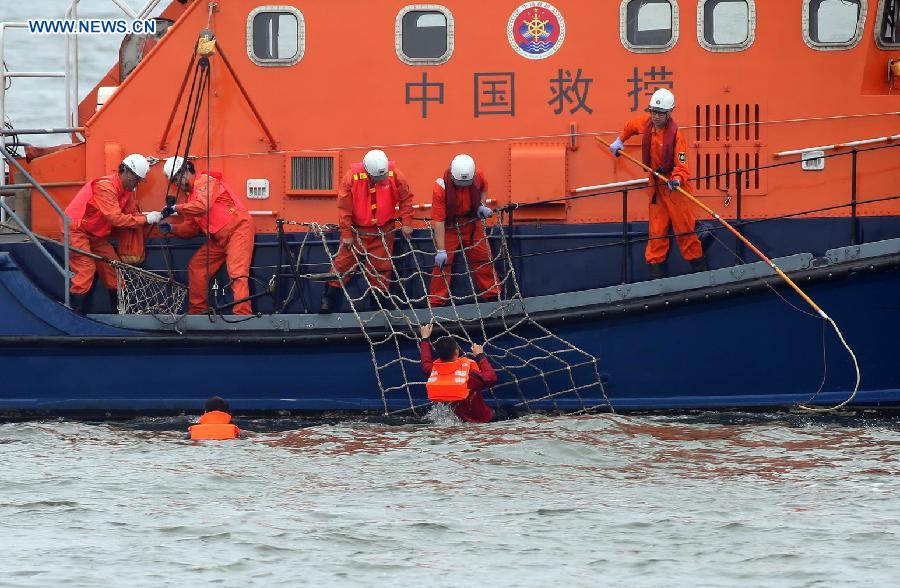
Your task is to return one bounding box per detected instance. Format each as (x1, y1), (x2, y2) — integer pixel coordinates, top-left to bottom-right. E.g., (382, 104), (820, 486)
(667, 178), (681, 191)
(476, 204), (493, 219)
(435, 250), (448, 269)
(610, 137), (624, 157)
(159, 222), (172, 235)
(161, 204), (177, 218)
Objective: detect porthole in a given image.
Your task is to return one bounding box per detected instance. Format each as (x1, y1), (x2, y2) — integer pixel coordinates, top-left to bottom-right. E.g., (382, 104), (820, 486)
(698, 0), (756, 52)
(803, 0), (867, 51)
(395, 5), (454, 65)
(247, 6), (305, 67)
(875, 0), (900, 49)
(620, 0), (680, 53)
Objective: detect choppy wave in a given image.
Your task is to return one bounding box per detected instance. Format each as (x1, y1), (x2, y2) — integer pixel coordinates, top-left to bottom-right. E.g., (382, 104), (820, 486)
(1, 413), (899, 586)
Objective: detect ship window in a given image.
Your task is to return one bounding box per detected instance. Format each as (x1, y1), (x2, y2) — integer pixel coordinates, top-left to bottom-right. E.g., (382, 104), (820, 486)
(621, 0), (680, 53)
(698, 0), (756, 52)
(875, 0), (900, 48)
(395, 5), (454, 65)
(803, 0), (867, 50)
(247, 6), (305, 67)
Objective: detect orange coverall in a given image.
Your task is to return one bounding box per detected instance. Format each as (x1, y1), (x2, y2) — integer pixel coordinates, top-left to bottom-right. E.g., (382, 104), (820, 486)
(328, 168), (414, 293)
(621, 114), (703, 265)
(66, 176), (147, 295)
(167, 173), (256, 315)
(428, 172), (500, 307)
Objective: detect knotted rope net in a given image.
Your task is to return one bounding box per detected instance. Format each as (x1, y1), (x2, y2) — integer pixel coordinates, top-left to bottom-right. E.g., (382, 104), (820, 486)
(114, 261), (188, 316)
(308, 213), (614, 417)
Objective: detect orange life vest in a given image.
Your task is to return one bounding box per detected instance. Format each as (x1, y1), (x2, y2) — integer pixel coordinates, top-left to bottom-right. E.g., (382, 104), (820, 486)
(190, 171), (248, 235)
(188, 410), (240, 440)
(65, 173), (131, 238)
(349, 162), (401, 227)
(426, 357), (478, 402)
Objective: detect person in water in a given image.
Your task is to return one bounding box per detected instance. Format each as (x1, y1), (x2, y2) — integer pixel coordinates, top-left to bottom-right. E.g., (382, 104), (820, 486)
(188, 396), (241, 440)
(419, 324), (497, 423)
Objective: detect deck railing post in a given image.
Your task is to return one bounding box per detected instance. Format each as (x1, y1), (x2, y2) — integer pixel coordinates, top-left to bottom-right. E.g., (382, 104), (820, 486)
(851, 148), (859, 245)
(735, 169), (744, 264)
(621, 188), (629, 284)
(275, 218), (285, 313)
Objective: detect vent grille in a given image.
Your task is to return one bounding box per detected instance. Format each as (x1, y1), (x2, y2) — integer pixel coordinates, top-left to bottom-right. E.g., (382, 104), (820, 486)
(291, 156), (334, 191)
(695, 103), (760, 142)
(695, 151), (761, 192)
(693, 102), (765, 196)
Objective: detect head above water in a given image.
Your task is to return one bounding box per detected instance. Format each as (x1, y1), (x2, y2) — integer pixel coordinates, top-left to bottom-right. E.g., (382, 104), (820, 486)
(434, 336), (460, 362)
(117, 154), (149, 191)
(204, 396), (230, 414)
(363, 149), (390, 184)
(163, 156), (196, 192)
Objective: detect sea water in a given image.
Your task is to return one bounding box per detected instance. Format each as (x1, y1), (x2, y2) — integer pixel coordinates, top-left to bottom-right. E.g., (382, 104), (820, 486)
(1, 413), (899, 586)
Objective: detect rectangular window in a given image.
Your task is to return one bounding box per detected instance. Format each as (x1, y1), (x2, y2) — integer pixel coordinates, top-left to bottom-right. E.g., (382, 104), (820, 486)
(396, 6), (454, 65)
(700, 0), (754, 50)
(877, 0), (900, 47)
(286, 153), (338, 196)
(804, 0), (866, 49)
(247, 7), (305, 66)
(622, 0), (679, 52)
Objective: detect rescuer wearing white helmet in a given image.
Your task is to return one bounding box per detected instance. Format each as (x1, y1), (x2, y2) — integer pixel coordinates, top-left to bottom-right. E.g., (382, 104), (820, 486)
(157, 155), (256, 315)
(428, 154), (499, 307)
(608, 88), (707, 278)
(62, 153), (161, 314)
(319, 149), (414, 313)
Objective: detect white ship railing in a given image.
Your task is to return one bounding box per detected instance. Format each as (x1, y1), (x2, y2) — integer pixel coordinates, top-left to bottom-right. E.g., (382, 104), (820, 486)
(0, 0), (164, 303)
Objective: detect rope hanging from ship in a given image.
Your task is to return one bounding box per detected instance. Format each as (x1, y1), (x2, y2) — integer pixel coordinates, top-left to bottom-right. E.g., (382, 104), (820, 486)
(595, 137), (861, 413)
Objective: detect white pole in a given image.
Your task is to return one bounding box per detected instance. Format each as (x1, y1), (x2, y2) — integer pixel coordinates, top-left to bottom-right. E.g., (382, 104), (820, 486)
(775, 134), (900, 158)
(571, 178), (648, 194)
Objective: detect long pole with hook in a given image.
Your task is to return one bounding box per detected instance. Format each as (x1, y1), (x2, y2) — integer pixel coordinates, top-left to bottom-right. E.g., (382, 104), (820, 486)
(595, 136), (860, 410)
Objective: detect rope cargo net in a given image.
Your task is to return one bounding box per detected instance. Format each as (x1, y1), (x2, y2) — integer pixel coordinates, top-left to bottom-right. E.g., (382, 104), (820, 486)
(114, 261), (188, 317)
(307, 214), (614, 417)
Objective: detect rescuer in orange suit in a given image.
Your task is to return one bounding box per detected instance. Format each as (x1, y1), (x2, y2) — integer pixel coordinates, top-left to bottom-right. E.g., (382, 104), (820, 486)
(159, 157), (256, 315)
(319, 149), (414, 313)
(63, 154), (162, 314)
(610, 88), (707, 279)
(188, 396), (241, 440)
(429, 154), (500, 307)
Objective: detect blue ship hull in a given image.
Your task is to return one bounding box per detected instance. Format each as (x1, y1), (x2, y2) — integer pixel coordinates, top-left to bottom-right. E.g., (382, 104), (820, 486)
(1, 219), (899, 415)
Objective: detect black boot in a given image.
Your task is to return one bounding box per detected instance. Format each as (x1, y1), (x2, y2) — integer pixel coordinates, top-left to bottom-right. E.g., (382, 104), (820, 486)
(318, 285), (342, 314)
(108, 289), (120, 313)
(689, 257), (709, 273)
(648, 263), (667, 280)
(68, 293), (86, 315)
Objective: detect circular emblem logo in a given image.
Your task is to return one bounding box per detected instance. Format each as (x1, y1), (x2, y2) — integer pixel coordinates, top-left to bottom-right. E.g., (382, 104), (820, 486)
(507, 2), (565, 60)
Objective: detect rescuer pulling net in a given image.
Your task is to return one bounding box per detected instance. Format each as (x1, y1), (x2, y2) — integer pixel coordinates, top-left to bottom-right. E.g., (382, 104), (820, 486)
(309, 152), (612, 414)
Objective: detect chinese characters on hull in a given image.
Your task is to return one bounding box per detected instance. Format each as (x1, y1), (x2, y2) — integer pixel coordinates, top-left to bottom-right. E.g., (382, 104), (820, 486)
(402, 66), (673, 118)
(627, 66), (674, 112)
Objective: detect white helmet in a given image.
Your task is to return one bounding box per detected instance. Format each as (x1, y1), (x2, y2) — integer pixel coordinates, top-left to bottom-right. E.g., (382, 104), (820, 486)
(363, 149), (389, 182)
(450, 154), (476, 187)
(648, 88), (675, 112)
(121, 154), (149, 179)
(163, 156), (191, 180)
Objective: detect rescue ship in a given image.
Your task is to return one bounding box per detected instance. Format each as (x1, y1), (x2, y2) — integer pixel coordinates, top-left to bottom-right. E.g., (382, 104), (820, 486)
(2, 0), (900, 415)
